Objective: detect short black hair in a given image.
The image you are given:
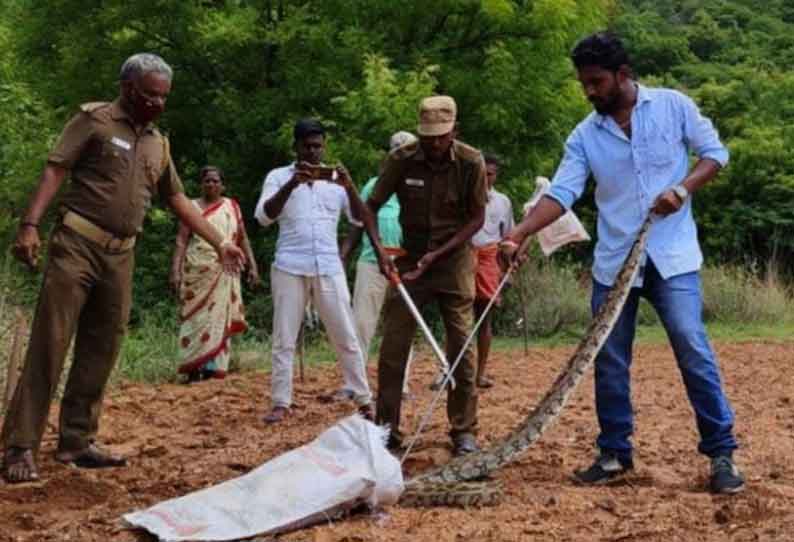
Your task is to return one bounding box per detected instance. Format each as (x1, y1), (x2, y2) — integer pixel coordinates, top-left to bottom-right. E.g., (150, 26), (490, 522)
(293, 118), (325, 142)
(571, 32), (630, 72)
(199, 165), (224, 182)
(483, 152), (501, 167)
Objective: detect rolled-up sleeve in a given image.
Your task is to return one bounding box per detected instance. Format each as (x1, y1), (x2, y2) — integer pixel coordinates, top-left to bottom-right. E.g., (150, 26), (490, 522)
(679, 92), (729, 167)
(547, 128), (590, 210)
(254, 172), (281, 227)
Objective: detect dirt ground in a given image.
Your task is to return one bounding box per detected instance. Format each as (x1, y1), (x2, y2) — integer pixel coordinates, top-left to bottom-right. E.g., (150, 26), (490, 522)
(1, 340), (793, 542)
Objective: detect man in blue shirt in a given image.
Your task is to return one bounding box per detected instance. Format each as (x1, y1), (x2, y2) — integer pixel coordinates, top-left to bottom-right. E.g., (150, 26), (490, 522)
(503, 32), (743, 494)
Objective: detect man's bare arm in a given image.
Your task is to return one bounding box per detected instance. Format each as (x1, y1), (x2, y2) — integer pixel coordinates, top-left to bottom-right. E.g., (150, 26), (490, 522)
(169, 219), (191, 292)
(340, 226), (363, 266)
(501, 196), (565, 264)
(652, 158), (721, 216)
(334, 167), (393, 276)
(13, 165), (69, 270)
(402, 204), (485, 282)
(169, 192), (244, 272)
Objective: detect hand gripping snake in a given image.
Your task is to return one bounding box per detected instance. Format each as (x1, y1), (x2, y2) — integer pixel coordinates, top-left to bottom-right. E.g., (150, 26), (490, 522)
(399, 216), (652, 507)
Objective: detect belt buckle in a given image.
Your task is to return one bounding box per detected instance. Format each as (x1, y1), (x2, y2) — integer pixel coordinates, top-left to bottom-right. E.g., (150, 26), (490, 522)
(105, 237), (125, 253)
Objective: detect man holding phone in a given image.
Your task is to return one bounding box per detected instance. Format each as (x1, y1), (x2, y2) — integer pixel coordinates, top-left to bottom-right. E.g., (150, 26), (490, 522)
(254, 118), (374, 423)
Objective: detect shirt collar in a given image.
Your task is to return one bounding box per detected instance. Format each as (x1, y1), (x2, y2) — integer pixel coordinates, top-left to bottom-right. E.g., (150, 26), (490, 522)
(110, 99), (129, 121)
(412, 140), (458, 163)
(594, 83), (651, 128)
(110, 98), (156, 133)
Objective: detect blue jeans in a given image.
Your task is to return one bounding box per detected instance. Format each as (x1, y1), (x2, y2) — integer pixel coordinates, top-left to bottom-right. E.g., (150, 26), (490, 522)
(591, 259), (738, 460)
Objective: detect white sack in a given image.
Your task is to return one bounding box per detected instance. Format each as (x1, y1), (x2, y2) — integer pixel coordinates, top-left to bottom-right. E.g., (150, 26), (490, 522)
(123, 415), (403, 542)
(523, 176), (590, 255)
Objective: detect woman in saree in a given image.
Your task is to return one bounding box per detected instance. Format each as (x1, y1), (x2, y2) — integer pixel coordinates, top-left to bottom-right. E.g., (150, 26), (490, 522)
(170, 166), (260, 381)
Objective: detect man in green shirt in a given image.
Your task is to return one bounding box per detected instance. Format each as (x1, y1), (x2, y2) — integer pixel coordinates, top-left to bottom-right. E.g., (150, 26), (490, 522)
(340, 131), (416, 399)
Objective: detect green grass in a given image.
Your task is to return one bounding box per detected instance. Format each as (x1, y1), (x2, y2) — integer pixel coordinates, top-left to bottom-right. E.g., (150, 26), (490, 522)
(493, 320), (794, 351)
(4, 255), (794, 388)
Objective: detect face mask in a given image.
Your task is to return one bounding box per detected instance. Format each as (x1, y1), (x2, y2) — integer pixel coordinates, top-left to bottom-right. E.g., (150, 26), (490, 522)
(129, 85), (164, 124)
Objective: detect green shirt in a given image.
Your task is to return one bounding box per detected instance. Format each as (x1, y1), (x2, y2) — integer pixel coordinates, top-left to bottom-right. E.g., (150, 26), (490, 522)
(360, 176), (402, 263)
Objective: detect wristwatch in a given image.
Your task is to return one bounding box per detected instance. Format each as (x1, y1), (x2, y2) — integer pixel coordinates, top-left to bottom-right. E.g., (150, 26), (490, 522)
(672, 184), (689, 202)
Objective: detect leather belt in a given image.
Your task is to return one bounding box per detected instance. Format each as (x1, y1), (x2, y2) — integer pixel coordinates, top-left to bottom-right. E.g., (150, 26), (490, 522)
(62, 210), (136, 252)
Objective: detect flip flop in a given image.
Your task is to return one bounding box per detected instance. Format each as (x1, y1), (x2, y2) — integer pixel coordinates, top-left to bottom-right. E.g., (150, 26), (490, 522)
(3, 447), (40, 483)
(55, 445), (126, 469)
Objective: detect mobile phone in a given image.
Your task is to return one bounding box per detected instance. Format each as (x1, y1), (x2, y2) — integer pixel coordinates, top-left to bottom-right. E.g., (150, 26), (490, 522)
(303, 165), (336, 180)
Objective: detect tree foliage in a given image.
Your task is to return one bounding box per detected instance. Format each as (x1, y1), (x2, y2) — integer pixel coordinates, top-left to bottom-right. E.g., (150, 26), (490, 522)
(615, 0), (794, 270)
(1, 0), (610, 324)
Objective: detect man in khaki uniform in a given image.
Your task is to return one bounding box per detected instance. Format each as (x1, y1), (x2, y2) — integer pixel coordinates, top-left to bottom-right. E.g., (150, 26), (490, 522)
(3, 53), (243, 483)
(358, 96), (487, 456)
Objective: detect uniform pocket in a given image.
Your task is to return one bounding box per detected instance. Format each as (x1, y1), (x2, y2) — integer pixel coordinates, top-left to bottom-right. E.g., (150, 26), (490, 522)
(143, 157), (162, 186)
(100, 137), (132, 177)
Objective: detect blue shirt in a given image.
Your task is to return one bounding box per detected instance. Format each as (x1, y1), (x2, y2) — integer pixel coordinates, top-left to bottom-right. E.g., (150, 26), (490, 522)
(254, 163), (362, 277)
(547, 85), (729, 286)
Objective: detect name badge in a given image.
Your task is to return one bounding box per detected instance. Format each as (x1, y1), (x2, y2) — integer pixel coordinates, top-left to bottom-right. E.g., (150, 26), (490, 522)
(405, 178), (424, 187)
(111, 136), (131, 150)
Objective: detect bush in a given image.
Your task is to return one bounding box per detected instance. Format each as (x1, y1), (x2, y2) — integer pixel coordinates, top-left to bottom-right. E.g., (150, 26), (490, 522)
(494, 257), (794, 340)
(701, 263), (792, 324)
(494, 257), (591, 338)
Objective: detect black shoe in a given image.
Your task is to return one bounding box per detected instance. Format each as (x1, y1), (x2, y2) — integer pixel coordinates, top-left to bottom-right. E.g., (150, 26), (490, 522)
(573, 453), (633, 485)
(452, 433), (479, 457)
(386, 435), (405, 457)
(710, 455), (745, 494)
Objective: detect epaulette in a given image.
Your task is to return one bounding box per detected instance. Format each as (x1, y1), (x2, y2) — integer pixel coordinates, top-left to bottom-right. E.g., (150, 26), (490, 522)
(79, 102), (110, 113)
(389, 140), (419, 160)
(453, 140), (484, 162)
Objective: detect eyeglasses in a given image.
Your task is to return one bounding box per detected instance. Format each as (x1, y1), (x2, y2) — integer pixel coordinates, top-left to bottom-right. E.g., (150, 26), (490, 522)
(134, 83), (168, 107)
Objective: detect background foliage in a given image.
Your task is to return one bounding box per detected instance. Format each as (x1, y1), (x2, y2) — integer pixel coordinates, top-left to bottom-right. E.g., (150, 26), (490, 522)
(0, 0), (609, 328)
(614, 0), (794, 271)
(1, 0), (793, 343)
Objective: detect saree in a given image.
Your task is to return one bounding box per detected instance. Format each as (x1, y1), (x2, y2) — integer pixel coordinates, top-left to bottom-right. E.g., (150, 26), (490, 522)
(177, 197), (247, 377)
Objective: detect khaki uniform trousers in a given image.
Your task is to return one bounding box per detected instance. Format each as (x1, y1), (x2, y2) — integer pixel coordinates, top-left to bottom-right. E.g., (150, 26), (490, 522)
(376, 246), (478, 446)
(2, 225), (133, 454)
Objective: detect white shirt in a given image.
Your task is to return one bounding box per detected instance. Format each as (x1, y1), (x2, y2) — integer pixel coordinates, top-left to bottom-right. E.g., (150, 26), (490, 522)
(254, 163), (361, 276)
(471, 188), (514, 247)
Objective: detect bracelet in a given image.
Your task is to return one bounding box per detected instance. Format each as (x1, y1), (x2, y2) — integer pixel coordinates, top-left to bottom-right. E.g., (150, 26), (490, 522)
(20, 221), (39, 229)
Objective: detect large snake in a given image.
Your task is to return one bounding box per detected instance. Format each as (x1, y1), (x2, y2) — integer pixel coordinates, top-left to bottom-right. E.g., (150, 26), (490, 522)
(399, 215), (652, 507)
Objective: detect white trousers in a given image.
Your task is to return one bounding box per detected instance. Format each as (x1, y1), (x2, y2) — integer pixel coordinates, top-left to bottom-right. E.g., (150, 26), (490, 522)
(351, 261), (413, 392)
(270, 266), (372, 408)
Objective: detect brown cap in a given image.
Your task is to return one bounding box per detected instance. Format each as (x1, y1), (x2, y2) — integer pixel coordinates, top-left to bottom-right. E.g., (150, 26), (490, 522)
(417, 95), (456, 136)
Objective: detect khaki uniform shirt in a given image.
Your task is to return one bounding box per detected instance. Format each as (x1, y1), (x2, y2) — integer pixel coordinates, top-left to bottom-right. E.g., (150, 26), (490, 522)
(48, 99), (184, 238)
(370, 140), (487, 255)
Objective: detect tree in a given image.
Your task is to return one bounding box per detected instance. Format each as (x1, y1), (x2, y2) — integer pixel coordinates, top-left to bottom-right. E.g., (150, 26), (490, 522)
(3, 0), (612, 324)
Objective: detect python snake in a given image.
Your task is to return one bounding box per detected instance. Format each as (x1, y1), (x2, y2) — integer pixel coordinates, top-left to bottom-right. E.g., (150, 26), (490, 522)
(399, 216), (652, 507)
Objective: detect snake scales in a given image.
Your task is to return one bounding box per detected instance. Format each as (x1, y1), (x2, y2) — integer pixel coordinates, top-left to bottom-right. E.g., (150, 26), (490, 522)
(399, 216), (652, 507)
